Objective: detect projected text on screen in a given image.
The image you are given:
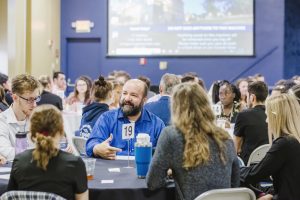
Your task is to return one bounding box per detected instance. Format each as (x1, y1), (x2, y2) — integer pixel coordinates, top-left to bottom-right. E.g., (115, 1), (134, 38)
(108, 0), (254, 56)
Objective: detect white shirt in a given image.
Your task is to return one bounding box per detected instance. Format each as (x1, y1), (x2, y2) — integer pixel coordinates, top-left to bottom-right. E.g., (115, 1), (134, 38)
(52, 85), (66, 100)
(146, 94), (161, 103)
(0, 106), (30, 161)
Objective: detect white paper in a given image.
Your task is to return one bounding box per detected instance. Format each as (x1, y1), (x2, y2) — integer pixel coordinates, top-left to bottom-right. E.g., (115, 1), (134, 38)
(122, 123), (135, 140)
(101, 179), (114, 184)
(0, 174), (10, 180)
(0, 167), (11, 173)
(108, 168), (120, 172)
(115, 155), (135, 160)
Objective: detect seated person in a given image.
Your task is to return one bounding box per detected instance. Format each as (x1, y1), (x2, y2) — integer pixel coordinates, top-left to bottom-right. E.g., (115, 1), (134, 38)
(144, 73), (180, 126)
(146, 82), (240, 200)
(240, 93), (300, 200)
(66, 76), (92, 111)
(7, 105), (88, 200)
(0, 74), (40, 160)
(86, 79), (165, 159)
(109, 80), (123, 109)
(234, 81), (269, 164)
(216, 82), (242, 123)
(235, 78), (250, 110)
(137, 75), (156, 99)
(37, 75), (63, 110)
(52, 71), (66, 99)
(79, 76), (113, 139)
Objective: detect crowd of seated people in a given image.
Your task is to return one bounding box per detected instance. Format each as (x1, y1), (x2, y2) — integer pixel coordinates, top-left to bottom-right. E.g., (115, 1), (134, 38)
(1, 70), (300, 200)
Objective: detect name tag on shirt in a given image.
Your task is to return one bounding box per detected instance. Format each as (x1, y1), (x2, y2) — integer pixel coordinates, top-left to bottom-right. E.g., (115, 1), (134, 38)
(212, 104), (222, 116)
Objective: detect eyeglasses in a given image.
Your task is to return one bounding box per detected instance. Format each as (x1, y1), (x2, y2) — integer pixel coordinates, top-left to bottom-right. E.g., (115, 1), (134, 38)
(18, 95), (41, 104)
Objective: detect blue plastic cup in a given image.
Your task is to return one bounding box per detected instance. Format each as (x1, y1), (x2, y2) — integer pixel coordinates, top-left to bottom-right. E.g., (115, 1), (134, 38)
(135, 146), (152, 178)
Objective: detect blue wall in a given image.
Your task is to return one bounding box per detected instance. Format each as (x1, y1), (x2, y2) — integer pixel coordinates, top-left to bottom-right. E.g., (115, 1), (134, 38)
(61, 0), (284, 86)
(284, 0), (300, 79)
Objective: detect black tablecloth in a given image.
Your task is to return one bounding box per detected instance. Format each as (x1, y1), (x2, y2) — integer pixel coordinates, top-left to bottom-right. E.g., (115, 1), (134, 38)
(0, 159), (175, 200)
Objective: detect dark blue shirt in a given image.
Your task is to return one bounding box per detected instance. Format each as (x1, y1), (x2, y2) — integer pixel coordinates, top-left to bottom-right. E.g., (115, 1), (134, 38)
(86, 108), (165, 157)
(78, 102), (109, 139)
(144, 96), (171, 126)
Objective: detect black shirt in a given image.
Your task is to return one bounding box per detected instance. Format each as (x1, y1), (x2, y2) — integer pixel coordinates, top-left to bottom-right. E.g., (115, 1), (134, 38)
(4, 91), (13, 106)
(241, 135), (300, 200)
(234, 105), (269, 164)
(37, 90), (63, 110)
(7, 149), (88, 200)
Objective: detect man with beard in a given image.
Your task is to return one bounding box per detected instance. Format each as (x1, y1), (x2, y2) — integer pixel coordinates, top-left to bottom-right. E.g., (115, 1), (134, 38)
(233, 81), (269, 164)
(86, 79), (165, 159)
(0, 74), (40, 161)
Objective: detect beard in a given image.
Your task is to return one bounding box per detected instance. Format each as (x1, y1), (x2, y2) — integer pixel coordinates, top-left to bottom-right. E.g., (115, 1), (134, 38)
(120, 99), (143, 117)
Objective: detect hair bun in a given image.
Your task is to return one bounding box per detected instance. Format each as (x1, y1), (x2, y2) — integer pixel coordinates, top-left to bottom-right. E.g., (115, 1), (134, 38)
(96, 75), (106, 87)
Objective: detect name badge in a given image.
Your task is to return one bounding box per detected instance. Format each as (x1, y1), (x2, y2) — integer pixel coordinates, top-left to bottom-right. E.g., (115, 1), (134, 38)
(212, 104), (222, 116)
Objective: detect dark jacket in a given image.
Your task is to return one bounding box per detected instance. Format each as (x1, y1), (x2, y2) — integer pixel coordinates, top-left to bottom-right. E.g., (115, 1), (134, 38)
(0, 101), (8, 112)
(37, 90), (63, 110)
(78, 102), (109, 139)
(4, 90), (13, 106)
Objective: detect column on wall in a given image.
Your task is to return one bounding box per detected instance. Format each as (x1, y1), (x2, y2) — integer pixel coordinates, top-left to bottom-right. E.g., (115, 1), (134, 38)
(0, 0), (8, 74)
(7, 0), (28, 76)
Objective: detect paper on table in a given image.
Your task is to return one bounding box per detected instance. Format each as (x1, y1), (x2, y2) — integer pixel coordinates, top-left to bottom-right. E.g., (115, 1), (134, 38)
(101, 180), (114, 184)
(0, 167), (11, 173)
(108, 168), (120, 172)
(0, 174), (10, 180)
(115, 155), (135, 160)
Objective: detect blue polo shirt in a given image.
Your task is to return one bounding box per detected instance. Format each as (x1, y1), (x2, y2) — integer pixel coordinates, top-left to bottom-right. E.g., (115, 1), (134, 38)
(86, 108), (165, 157)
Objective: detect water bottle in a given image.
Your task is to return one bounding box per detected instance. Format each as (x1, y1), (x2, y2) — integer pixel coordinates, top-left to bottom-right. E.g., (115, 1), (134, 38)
(15, 133), (28, 155)
(135, 133), (152, 179)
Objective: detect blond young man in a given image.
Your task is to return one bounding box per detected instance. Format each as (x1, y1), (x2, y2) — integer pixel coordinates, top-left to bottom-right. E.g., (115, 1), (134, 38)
(0, 74), (40, 161)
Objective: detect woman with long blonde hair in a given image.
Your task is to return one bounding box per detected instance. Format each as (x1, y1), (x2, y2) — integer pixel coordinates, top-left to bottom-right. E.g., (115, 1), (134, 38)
(147, 82), (240, 200)
(7, 105), (88, 200)
(241, 93), (300, 200)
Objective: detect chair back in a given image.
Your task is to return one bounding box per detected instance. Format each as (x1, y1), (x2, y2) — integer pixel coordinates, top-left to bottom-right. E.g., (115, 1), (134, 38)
(247, 144), (271, 166)
(0, 190), (66, 200)
(237, 156), (245, 167)
(194, 187), (256, 200)
(72, 136), (87, 156)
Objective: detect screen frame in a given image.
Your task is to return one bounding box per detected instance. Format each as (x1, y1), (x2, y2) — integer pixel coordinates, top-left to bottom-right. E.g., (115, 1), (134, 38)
(106, 0), (256, 58)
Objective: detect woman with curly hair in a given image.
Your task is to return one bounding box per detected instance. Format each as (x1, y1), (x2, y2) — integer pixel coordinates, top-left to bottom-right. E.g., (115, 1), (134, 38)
(216, 82), (242, 123)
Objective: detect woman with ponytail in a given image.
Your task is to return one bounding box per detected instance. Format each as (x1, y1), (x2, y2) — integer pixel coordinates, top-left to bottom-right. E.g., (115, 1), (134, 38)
(147, 82), (240, 200)
(7, 105), (88, 200)
(78, 75), (113, 139)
